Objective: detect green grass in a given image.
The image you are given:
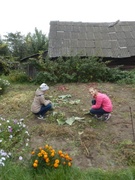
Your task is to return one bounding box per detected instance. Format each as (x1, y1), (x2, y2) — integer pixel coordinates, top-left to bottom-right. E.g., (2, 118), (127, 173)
(1, 161), (135, 180)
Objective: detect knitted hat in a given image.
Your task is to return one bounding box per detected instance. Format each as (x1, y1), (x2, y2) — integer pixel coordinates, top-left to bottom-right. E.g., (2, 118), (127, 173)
(40, 83), (49, 91)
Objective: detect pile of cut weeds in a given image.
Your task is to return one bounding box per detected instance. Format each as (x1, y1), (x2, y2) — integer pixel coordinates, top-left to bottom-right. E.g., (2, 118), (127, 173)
(0, 82), (135, 170)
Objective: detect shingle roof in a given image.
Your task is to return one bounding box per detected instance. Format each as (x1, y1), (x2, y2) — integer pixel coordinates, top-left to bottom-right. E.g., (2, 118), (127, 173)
(48, 20), (135, 58)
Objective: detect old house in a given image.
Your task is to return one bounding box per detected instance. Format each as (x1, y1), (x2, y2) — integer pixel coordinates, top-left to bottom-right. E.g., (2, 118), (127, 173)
(48, 20), (135, 70)
(20, 51), (48, 78)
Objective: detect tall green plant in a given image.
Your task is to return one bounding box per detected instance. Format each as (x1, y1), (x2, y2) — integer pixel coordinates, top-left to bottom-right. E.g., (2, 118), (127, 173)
(3, 32), (26, 59)
(3, 29), (48, 60)
(25, 28), (48, 55)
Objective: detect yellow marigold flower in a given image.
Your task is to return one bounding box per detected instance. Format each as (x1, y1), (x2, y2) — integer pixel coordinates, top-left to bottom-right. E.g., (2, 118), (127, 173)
(63, 161), (66, 165)
(60, 153), (64, 158)
(51, 149), (55, 153)
(55, 159), (60, 164)
(44, 154), (48, 159)
(68, 157), (72, 161)
(39, 147), (42, 150)
(51, 152), (55, 157)
(54, 163), (59, 168)
(46, 158), (50, 163)
(45, 145), (49, 149)
(58, 150), (63, 155)
(68, 162), (72, 166)
(41, 150), (45, 154)
(49, 146), (52, 150)
(44, 151), (47, 155)
(65, 154), (70, 160)
(33, 163), (38, 168)
(31, 151), (35, 155)
(65, 155), (70, 160)
(38, 153), (42, 157)
(34, 160), (38, 163)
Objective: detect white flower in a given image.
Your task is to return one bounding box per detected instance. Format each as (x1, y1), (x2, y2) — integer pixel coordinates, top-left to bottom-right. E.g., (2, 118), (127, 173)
(23, 124), (26, 128)
(9, 135), (13, 139)
(26, 143), (28, 146)
(8, 152), (11, 156)
(1, 157), (6, 161)
(25, 131), (29, 135)
(19, 156), (23, 160)
(0, 161), (5, 166)
(7, 120), (9, 123)
(1, 151), (7, 156)
(0, 139), (2, 143)
(1, 117), (5, 121)
(0, 123), (1, 126)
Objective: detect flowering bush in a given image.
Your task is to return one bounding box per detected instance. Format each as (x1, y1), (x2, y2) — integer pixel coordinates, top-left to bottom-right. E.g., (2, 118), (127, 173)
(0, 116), (30, 163)
(31, 145), (72, 171)
(0, 78), (10, 95)
(0, 149), (11, 166)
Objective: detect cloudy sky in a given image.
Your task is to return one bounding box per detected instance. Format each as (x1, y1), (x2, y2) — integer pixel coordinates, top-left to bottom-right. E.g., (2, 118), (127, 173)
(0, 0), (134, 37)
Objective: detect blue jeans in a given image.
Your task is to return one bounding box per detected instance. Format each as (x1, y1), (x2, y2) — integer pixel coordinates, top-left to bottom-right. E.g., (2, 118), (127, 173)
(90, 99), (108, 116)
(35, 103), (52, 116)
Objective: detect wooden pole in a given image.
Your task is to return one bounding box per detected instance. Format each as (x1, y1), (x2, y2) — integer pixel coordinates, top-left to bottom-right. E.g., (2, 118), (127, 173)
(129, 106), (135, 142)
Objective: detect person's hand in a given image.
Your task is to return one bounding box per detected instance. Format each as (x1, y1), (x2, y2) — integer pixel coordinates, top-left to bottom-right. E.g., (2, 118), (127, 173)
(47, 100), (52, 104)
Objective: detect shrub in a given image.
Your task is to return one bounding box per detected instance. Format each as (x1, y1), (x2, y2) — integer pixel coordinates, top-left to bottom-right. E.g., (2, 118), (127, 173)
(0, 116), (30, 161)
(31, 144), (72, 172)
(0, 149), (11, 167)
(26, 55), (135, 84)
(33, 56), (110, 83)
(7, 70), (29, 83)
(34, 71), (58, 84)
(116, 70), (135, 84)
(0, 57), (10, 76)
(0, 78), (10, 95)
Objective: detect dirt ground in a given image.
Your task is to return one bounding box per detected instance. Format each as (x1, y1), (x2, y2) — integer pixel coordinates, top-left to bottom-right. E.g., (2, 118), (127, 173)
(1, 82), (135, 170)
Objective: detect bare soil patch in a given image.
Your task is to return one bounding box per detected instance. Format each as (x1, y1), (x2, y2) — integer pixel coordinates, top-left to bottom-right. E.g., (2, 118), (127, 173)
(1, 83), (135, 170)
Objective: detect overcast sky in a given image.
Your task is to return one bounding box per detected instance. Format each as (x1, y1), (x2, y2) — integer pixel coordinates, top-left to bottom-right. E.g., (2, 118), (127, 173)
(0, 0), (134, 37)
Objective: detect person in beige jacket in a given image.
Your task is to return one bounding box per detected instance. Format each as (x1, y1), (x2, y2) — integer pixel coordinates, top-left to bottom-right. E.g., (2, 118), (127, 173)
(31, 83), (52, 119)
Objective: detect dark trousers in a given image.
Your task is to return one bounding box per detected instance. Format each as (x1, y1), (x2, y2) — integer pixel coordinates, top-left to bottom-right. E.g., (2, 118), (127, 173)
(90, 99), (108, 115)
(35, 103), (52, 116)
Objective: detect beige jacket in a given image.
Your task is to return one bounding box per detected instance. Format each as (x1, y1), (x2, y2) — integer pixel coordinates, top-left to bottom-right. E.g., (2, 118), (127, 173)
(31, 89), (51, 113)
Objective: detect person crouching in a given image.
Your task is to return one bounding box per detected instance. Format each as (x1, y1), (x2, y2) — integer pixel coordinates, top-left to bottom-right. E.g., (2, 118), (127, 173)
(89, 87), (113, 121)
(31, 83), (52, 120)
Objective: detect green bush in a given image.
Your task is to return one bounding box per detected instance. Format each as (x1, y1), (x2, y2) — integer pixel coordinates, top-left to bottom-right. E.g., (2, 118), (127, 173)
(0, 57), (10, 76)
(0, 78), (10, 95)
(14, 55), (135, 85)
(7, 70), (30, 83)
(34, 71), (58, 84)
(33, 56), (111, 84)
(0, 116), (30, 151)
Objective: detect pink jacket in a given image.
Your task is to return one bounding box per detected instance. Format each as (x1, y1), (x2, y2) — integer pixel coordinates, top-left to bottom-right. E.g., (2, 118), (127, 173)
(92, 92), (113, 112)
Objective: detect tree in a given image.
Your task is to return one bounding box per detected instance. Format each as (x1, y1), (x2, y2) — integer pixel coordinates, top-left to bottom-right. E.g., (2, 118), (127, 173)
(3, 28), (48, 60)
(0, 37), (9, 56)
(3, 32), (26, 59)
(25, 27), (48, 55)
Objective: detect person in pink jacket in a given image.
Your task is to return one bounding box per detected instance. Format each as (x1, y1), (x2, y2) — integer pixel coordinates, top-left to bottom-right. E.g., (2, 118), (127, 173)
(89, 87), (113, 121)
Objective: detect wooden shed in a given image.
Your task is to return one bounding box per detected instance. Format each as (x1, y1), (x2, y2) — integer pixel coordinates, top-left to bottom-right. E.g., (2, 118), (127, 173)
(48, 20), (135, 69)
